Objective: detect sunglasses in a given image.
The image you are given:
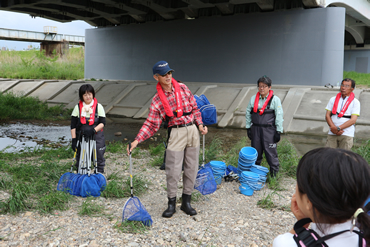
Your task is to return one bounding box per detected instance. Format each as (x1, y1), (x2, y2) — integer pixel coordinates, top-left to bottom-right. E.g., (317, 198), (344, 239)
(159, 71), (172, 77)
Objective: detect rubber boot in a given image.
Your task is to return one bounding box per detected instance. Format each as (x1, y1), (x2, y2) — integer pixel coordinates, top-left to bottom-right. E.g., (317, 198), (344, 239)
(180, 194), (197, 216)
(162, 197), (176, 218)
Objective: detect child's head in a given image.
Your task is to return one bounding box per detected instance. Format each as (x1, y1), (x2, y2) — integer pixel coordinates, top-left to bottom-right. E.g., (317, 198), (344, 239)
(296, 147), (370, 229)
(79, 84), (95, 102)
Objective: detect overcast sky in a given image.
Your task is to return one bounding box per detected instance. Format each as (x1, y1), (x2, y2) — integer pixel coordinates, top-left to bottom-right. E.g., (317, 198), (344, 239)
(0, 10), (93, 50)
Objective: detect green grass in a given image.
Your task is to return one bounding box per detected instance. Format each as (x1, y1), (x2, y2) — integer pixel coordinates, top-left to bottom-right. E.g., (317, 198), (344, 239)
(343, 71), (370, 87)
(101, 175), (149, 198)
(352, 140), (370, 164)
(78, 197), (105, 217)
(114, 220), (150, 234)
(0, 92), (71, 121)
(105, 141), (125, 154)
(0, 48), (84, 80)
(0, 140), (149, 215)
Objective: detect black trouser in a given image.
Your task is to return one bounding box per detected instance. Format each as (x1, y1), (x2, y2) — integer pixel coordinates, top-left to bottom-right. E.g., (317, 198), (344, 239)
(251, 125), (279, 173)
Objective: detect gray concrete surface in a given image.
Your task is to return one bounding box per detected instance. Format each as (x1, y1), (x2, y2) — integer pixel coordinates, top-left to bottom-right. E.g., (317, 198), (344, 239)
(1, 79), (369, 140)
(85, 8), (345, 87)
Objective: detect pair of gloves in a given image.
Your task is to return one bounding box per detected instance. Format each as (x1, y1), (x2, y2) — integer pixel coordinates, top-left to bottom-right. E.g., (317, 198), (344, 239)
(71, 127), (96, 150)
(247, 128), (281, 143)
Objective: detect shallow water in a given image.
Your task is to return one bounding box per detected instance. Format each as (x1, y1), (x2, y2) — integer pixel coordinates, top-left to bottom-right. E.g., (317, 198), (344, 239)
(0, 118), (330, 156)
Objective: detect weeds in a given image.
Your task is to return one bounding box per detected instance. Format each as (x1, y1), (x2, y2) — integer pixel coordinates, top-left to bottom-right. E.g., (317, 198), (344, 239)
(343, 71), (370, 87)
(78, 197), (105, 216)
(0, 48), (84, 80)
(114, 220), (149, 234)
(0, 183), (30, 214)
(352, 140), (370, 164)
(221, 136), (248, 167)
(106, 141), (125, 154)
(101, 175), (149, 198)
(257, 191), (282, 209)
(277, 139), (300, 178)
(38, 191), (74, 214)
(0, 92), (71, 121)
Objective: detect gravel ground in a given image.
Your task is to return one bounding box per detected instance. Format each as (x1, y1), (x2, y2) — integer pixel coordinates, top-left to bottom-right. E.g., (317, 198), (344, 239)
(0, 150), (297, 247)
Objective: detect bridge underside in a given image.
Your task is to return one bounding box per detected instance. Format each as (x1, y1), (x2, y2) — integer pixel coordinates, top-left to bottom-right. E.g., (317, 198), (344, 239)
(1, 0), (370, 77)
(0, 0), (322, 27)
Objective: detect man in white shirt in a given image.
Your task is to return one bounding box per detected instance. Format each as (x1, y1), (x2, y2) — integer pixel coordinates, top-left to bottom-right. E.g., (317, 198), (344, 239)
(325, 78), (360, 150)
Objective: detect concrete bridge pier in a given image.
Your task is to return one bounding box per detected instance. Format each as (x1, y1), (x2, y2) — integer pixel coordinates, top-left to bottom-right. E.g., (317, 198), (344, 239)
(40, 40), (69, 56)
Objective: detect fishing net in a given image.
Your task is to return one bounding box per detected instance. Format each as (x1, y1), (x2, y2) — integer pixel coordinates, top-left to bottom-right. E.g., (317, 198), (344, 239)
(80, 174), (107, 197)
(57, 172), (74, 192)
(194, 163), (217, 195)
(122, 196), (153, 226)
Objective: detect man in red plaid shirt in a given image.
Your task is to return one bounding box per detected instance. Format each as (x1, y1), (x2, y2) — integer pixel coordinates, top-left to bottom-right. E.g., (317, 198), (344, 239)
(127, 61), (208, 218)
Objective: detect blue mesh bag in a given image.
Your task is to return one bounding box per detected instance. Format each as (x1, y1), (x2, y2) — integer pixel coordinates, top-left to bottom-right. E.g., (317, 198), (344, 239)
(194, 162), (217, 195)
(194, 94), (217, 125)
(122, 196), (153, 226)
(122, 143), (153, 226)
(57, 172), (74, 192)
(80, 174), (107, 197)
(200, 104), (217, 125)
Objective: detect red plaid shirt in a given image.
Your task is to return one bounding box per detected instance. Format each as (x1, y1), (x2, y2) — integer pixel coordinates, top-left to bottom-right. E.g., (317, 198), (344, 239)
(135, 82), (203, 143)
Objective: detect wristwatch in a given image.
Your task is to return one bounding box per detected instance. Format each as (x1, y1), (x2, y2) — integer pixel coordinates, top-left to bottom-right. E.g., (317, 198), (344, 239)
(337, 126), (341, 131)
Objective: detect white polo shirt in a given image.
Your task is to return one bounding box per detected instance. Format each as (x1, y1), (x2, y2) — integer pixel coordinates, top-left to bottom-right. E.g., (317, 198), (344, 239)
(325, 95), (360, 137)
(273, 220), (363, 247)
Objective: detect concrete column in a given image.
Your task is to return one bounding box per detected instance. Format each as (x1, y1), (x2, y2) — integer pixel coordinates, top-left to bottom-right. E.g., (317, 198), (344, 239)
(40, 40), (69, 56)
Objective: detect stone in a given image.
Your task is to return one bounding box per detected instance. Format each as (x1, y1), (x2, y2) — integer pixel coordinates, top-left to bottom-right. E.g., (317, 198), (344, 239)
(114, 132), (122, 136)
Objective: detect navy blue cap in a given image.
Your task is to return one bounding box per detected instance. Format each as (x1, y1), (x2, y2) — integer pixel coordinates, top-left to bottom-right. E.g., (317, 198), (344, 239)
(152, 61), (174, 75)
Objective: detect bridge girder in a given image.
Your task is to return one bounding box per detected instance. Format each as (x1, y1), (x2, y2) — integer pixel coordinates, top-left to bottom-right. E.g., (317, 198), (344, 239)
(1, 0), (369, 45)
(0, 0), (323, 27)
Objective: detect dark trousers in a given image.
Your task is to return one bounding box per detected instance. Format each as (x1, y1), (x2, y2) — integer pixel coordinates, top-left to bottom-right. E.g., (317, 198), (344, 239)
(251, 125), (279, 173)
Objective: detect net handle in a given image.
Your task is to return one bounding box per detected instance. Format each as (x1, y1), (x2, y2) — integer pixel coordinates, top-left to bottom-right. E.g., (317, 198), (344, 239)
(202, 134), (205, 166)
(129, 142), (133, 198)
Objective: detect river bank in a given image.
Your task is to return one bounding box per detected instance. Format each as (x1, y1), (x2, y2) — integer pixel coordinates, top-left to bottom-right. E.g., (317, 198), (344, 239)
(0, 148), (296, 247)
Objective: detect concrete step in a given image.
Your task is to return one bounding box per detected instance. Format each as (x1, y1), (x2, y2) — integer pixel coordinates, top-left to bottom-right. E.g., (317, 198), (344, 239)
(0, 79), (368, 139)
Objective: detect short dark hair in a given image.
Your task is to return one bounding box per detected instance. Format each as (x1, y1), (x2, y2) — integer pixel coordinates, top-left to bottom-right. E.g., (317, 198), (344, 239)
(79, 84), (95, 101)
(257, 76), (272, 87)
(297, 147), (370, 237)
(342, 78), (355, 88)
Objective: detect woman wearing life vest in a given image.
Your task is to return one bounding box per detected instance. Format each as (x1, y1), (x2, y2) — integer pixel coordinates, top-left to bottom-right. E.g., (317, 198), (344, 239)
(245, 76), (284, 177)
(273, 147), (370, 247)
(70, 84), (106, 173)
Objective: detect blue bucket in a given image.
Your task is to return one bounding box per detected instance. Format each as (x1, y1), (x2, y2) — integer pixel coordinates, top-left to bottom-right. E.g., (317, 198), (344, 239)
(214, 175), (222, 185)
(210, 161), (226, 178)
(240, 147), (258, 160)
(239, 185), (254, 196)
(250, 165), (269, 176)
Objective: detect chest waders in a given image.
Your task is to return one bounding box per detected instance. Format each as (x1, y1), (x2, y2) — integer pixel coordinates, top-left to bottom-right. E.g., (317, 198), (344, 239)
(250, 98), (280, 175)
(75, 105), (106, 173)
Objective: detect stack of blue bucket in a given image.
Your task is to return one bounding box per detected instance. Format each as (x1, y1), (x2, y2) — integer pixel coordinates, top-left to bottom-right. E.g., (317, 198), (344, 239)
(209, 161), (226, 185)
(239, 171), (260, 196)
(237, 147), (269, 196)
(250, 164), (269, 182)
(238, 147), (258, 175)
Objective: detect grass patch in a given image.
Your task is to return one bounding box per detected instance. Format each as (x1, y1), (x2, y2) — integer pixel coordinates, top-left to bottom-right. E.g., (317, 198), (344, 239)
(0, 92), (71, 121)
(277, 139), (300, 178)
(38, 191), (74, 214)
(221, 136), (248, 167)
(114, 220), (150, 234)
(106, 141), (125, 154)
(352, 140), (370, 164)
(78, 197), (105, 217)
(257, 191), (282, 209)
(101, 175), (149, 198)
(343, 71), (370, 87)
(0, 48), (84, 80)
